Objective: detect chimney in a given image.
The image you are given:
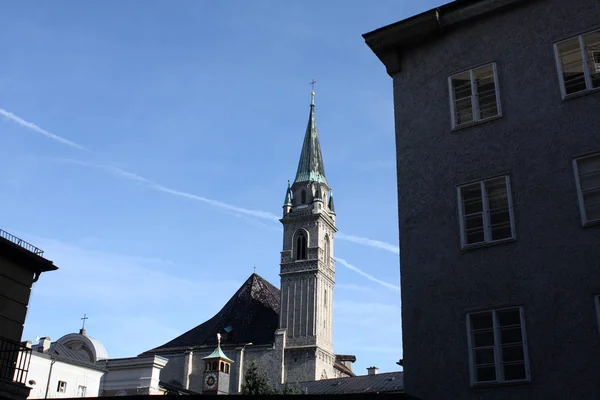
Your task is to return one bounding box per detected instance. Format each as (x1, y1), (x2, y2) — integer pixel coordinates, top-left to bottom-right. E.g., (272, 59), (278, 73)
(38, 337), (51, 353)
(367, 366), (379, 375)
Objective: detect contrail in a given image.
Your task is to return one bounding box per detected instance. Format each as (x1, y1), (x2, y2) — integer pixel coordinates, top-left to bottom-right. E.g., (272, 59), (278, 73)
(336, 233), (399, 255)
(6, 108), (401, 256)
(0, 108), (89, 151)
(335, 257), (400, 292)
(64, 160), (281, 222)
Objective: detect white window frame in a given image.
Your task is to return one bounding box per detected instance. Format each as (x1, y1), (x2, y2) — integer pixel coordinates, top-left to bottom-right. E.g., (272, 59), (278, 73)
(448, 63), (502, 129)
(466, 306), (531, 387)
(573, 153), (600, 226)
(457, 175), (516, 249)
(554, 29), (600, 99)
(77, 385), (87, 397)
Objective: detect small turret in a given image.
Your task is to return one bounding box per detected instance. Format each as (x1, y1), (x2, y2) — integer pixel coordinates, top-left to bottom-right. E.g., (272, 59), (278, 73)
(202, 333), (233, 395)
(313, 182), (323, 203)
(283, 180), (293, 216)
(328, 190), (336, 214)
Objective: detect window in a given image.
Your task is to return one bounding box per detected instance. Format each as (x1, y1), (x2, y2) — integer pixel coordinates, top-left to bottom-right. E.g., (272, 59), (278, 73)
(449, 63), (501, 128)
(457, 176), (515, 248)
(573, 153), (600, 226)
(467, 307), (530, 385)
(301, 190), (307, 204)
(295, 230), (307, 260)
(77, 385), (87, 397)
(555, 30), (600, 97)
(57, 381), (67, 393)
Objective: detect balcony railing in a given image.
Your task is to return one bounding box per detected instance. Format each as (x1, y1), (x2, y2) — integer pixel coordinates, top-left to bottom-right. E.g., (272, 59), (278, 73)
(0, 229), (44, 257)
(0, 337), (32, 385)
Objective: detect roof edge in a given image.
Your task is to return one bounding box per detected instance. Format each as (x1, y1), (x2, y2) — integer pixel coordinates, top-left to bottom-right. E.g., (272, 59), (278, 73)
(363, 0), (535, 76)
(0, 238), (58, 274)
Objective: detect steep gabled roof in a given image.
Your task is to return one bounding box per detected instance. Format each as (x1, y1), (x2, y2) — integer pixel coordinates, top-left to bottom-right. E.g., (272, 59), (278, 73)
(141, 274), (280, 355)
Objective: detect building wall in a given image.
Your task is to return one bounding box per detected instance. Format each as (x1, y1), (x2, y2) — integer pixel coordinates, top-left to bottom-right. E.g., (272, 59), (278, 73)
(100, 356), (167, 396)
(26, 355), (103, 399)
(391, 0), (600, 399)
(0, 256), (34, 342)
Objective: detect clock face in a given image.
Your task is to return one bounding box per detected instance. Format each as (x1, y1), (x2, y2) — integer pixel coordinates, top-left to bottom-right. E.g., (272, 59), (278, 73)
(205, 373), (217, 389)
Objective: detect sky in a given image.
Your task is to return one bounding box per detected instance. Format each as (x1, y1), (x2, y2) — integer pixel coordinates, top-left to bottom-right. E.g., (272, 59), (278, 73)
(0, 0), (445, 376)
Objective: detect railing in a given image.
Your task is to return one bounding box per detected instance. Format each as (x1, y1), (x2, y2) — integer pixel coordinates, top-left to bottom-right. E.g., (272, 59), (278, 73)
(0, 337), (32, 385)
(0, 229), (44, 257)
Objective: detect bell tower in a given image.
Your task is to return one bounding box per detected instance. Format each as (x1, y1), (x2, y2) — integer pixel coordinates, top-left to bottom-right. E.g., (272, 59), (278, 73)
(202, 334), (233, 395)
(279, 90), (337, 383)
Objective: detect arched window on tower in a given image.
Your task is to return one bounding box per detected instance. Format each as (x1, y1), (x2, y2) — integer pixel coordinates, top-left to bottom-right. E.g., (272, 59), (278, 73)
(295, 230), (307, 260)
(301, 190), (307, 204)
(324, 235), (330, 264)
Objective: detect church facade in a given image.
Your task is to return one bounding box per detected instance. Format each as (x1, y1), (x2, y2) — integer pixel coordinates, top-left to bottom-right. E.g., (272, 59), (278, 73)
(141, 91), (355, 394)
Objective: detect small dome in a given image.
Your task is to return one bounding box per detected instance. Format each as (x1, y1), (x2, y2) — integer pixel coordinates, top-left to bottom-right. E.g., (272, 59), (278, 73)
(56, 332), (108, 362)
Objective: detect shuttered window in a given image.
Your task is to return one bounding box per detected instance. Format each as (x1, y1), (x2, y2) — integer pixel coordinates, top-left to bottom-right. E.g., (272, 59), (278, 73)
(449, 63), (501, 128)
(555, 30), (600, 98)
(467, 307), (530, 386)
(458, 176), (515, 249)
(573, 153), (600, 226)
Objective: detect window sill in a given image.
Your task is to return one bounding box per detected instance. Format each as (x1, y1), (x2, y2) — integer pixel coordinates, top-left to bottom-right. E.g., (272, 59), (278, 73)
(583, 219), (600, 228)
(471, 378), (530, 389)
(563, 86), (600, 101)
(451, 114), (502, 132)
(461, 237), (516, 252)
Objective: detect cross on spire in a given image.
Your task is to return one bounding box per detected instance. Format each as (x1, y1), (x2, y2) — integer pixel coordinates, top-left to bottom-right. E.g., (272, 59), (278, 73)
(310, 79), (317, 91)
(81, 314), (88, 330)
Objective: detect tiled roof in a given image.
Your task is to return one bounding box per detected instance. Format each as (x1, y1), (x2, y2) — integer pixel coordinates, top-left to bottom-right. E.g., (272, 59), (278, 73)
(141, 274), (280, 354)
(297, 371), (404, 395)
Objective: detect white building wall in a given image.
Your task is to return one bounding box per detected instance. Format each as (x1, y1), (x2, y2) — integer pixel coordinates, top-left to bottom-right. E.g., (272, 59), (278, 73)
(26, 354), (104, 399)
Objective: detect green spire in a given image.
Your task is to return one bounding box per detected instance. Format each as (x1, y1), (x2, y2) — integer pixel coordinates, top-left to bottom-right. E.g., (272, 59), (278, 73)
(283, 180), (293, 207)
(293, 91), (327, 185)
(203, 333), (234, 362)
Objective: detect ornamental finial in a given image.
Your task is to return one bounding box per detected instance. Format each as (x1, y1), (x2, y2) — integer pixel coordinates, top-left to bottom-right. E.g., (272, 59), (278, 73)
(217, 333), (221, 345)
(309, 79), (316, 105)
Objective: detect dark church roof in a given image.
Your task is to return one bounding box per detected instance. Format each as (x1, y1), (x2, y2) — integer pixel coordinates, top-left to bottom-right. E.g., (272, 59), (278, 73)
(141, 273), (357, 377)
(141, 274), (280, 355)
(298, 371), (404, 395)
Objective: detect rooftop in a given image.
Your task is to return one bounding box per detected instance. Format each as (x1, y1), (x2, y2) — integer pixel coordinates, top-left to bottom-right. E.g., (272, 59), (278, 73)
(0, 228), (44, 256)
(297, 371), (404, 395)
(363, 0), (531, 76)
(0, 228), (58, 276)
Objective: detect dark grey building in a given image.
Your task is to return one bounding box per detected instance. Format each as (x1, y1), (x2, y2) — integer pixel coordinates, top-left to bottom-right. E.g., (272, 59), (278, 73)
(363, 0), (600, 398)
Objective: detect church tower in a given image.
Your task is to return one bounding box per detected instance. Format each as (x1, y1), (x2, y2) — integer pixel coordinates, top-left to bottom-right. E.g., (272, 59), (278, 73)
(279, 91), (337, 383)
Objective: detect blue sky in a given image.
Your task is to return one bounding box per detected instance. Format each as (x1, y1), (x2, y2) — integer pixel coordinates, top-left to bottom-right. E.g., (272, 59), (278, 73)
(0, 0), (444, 376)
